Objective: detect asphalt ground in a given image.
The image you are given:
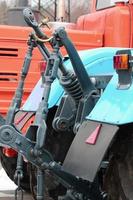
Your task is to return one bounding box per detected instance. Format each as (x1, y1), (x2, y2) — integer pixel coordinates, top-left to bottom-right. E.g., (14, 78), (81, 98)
(0, 163), (32, 199)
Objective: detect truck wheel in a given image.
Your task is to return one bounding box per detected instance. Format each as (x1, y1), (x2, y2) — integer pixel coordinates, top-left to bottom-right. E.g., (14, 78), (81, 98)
(104, 126), (133, 200)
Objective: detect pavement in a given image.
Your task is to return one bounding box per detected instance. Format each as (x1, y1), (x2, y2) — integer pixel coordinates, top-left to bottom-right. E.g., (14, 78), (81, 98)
(0, 163), (32, 199)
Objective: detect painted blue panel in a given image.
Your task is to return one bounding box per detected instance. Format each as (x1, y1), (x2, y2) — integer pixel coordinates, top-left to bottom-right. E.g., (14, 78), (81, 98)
(87, 73), (133, 125)
(22, 47), (121, 112)
(65, 47), (121, 76)
(21, 78), (64, 111)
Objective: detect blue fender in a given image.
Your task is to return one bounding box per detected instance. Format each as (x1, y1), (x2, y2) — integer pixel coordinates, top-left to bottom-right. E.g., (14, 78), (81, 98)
(21, 78), (64, 111)
(87, 72), (133, 125)
(22, 47), (121, 112)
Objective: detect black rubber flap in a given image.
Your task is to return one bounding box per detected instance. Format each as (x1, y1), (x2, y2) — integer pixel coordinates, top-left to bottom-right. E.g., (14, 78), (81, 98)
(63, 120), (118, 182)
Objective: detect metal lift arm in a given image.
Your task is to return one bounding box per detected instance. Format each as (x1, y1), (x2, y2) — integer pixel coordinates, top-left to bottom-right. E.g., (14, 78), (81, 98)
(0, 124), (90, 195)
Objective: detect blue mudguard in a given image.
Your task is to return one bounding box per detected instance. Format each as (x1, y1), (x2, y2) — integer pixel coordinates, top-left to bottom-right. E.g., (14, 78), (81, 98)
(87, 72), (133, 125)
(22, 47), (120, 112)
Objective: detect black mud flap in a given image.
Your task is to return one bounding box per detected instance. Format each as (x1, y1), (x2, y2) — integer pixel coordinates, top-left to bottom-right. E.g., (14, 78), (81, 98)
(63, 120), (118, 182)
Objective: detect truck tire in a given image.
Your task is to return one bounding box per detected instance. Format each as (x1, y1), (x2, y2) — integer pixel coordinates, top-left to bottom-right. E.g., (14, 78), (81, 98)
(0, 114), (30, 191)
(104, 125), (133, 200)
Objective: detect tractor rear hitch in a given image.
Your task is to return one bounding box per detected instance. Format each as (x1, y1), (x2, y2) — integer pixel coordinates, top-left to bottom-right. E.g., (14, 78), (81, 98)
(0, 8), (100, 200)
(0, 124), (91, 197)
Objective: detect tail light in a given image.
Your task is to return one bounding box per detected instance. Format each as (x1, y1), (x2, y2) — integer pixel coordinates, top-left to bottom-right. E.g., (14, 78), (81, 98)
(113, 54), (129, 70)
(39, 60), (47, 73)
(3, 148), (17, 157)
(113, 49), (133, 89)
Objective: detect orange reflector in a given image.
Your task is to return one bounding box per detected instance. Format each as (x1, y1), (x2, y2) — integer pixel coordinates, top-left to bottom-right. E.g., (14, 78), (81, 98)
(114, 54), (129, 70)
(3, 147), (17, 157)
(39, 60), (47, 73)
(85, 124), (102, 145)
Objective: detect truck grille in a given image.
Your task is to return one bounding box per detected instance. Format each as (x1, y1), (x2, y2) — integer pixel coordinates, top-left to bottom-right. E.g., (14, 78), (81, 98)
(0, 48), (18, 57)
(0, 72), (18, 81)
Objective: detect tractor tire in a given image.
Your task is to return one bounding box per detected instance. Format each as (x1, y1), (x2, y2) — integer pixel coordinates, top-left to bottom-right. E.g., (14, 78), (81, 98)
(0, 114), (30, 191)
(28, 107), (75, 200)
(0, 107), (74, 197)
(104, 125), (133, 200)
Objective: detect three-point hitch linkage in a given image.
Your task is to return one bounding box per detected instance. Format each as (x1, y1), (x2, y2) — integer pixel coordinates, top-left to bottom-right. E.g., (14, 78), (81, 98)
(0, 8), (104, 200)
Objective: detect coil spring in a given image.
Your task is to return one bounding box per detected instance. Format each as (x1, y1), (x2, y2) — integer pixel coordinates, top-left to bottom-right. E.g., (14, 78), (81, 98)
(60, 71), (83, 105)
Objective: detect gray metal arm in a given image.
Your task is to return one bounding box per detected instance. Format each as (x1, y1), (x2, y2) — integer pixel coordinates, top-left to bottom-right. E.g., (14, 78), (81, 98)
(0, 124), (90, 195)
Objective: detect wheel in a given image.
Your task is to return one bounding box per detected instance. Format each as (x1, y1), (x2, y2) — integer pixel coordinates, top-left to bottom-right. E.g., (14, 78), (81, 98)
(28, 107), (103, 200)
(104, 125), (133, 200)
(0, 107), (74, 198)
(29, 106), (75, 200)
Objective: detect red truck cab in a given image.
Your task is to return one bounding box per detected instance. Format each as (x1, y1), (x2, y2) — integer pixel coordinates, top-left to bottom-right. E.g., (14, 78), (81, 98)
(76, 0), (133, 47)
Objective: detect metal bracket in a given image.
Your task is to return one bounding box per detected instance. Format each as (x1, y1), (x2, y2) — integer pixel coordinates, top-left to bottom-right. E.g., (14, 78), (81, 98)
(73, 93), (96, 134)
(53, 95), (76, 132)
(0, 124), (53, 168)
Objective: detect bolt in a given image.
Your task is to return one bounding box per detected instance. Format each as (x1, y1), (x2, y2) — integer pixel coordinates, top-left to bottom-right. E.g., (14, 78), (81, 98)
(38, 150), (43, 156)
(30, 148), (35, 156)
(59, 121), (67, 129)
(1, 130), (12, 142)
(15, 139), (21, 145)
(4, 132), (10, 138)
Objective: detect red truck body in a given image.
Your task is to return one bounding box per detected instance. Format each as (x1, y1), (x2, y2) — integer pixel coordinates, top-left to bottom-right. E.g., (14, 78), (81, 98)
(0, 0), (133, 116)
